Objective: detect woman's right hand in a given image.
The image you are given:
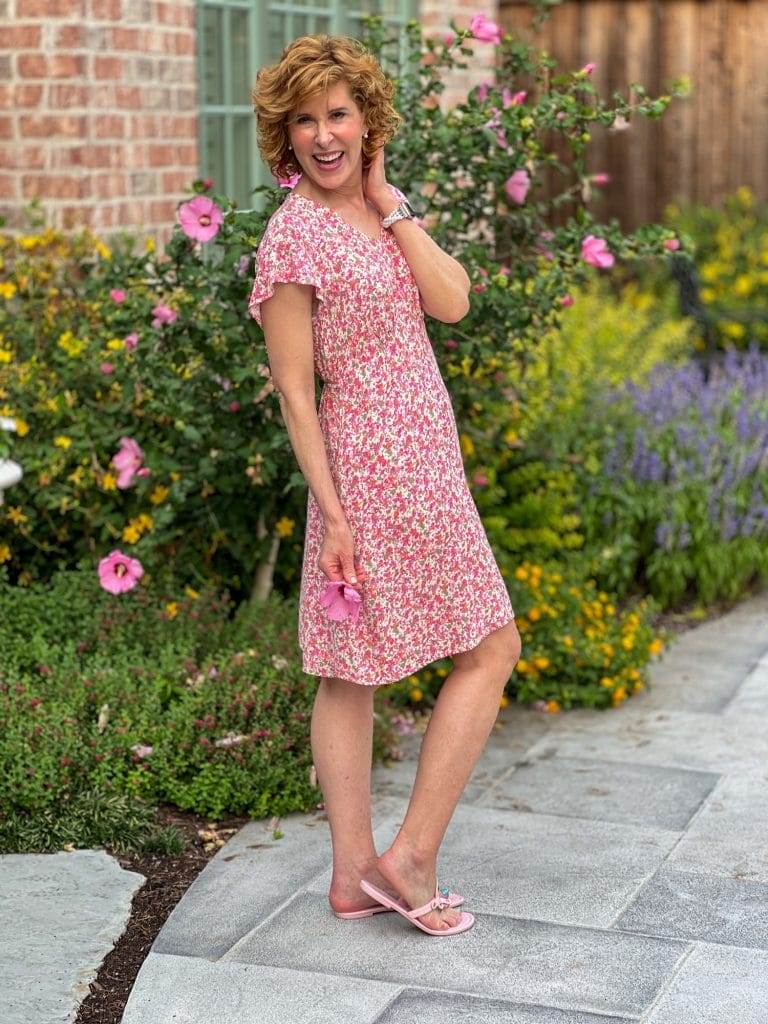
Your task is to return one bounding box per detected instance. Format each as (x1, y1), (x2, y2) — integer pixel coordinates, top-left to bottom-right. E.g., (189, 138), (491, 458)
(318, 521), (368, 587)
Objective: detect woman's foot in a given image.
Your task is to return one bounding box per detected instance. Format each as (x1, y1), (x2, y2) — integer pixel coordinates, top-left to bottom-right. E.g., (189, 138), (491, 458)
(328, 855), (402, 915)
(377, 842), (461, 931)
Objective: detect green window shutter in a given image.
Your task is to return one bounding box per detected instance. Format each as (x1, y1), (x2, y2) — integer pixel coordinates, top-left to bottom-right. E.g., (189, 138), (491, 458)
(197, 0), (418, 212)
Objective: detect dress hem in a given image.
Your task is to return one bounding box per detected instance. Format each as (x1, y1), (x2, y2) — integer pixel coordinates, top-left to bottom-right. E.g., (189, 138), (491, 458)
(300, 609), (516, 687)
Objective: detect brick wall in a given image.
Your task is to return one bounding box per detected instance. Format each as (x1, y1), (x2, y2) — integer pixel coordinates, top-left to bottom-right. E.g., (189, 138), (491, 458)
(0, 0), (197, 247)
(420, 0), (500, 109)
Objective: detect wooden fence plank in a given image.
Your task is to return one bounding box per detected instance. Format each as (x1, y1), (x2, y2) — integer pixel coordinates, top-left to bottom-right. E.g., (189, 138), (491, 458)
(499, 0), (768, 227)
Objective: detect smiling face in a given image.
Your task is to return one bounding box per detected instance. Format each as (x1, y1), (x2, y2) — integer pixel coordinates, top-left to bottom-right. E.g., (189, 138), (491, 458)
(286, 79), (367, 192)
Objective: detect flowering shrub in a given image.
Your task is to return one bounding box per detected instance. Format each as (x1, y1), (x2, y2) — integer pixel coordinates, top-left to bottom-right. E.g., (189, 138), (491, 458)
(389, 558), (665, 712)
(462, 272), (694, 565)
(661, 187), (768, 351)
(0, 565), (398, 850)
(577, 346), (768, 606)
(0, 218), (318, 596)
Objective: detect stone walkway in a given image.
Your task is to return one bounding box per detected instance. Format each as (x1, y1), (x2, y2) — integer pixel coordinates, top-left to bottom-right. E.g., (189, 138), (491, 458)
(119, 587), (768, 1023)
(5, 591), (765, 1024)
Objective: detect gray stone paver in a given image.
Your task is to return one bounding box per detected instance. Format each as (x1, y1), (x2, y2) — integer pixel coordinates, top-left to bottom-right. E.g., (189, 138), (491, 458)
(120, 953), (402, 1024)
(121, 587), (768, 1023)
(307, 804), (682, 929)
(643, 942), (768, 1024)
(223, 892), (688, 1019)
(0, 850), (144, 1024)
(470, 756), (720, 830)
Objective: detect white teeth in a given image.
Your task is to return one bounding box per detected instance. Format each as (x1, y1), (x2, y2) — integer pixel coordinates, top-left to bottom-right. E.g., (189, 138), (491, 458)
(315, 152), (342, 162)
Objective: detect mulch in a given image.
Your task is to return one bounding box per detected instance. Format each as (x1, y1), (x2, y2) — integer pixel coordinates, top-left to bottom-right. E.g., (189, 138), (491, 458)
(73, 587), (758, 1023)
(73, 804), (253, 1024)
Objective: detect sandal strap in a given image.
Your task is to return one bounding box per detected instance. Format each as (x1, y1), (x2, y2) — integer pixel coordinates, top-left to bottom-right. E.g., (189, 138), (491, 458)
(408, 885), (452, 919)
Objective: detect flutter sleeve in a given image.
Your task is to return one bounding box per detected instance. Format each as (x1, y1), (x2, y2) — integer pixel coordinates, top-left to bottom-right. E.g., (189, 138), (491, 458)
(247, 210), (327, 327)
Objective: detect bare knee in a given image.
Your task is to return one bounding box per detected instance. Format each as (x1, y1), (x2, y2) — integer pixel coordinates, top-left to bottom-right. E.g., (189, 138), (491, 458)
(453, 619), (522, 680)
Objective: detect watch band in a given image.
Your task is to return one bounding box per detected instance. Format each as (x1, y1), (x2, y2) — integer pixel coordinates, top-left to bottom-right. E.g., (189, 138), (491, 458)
(381, 199), (414, 229)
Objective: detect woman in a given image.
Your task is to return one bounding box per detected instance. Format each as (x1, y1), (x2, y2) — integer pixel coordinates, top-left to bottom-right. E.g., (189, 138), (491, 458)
(249, 34), (521, 936)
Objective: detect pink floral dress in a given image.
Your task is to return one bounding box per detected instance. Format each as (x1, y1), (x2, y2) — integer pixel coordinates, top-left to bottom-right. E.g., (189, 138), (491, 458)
(248, 182), (515, 686)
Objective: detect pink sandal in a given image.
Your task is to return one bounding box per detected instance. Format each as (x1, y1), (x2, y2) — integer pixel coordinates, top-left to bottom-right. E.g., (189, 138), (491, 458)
(359, 879), (475, 935)
(333, 884), (464, 920)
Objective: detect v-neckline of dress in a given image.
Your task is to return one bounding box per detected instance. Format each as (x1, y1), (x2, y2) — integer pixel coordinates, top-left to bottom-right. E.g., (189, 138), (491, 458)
(287, 189), (385, 246)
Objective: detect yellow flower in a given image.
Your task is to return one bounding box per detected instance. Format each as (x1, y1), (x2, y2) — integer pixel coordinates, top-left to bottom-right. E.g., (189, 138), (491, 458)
(631, 681), (645, 693)
(67, 466), (85, 485)
(459, 433), (474, 457)
(533, 656), (550, 670)
(145, 237), (155, 253)
(137, 513), (154, 531)
(436, 666), (448, 677)
(733, 274), (752, 297)
(605, 604), (615, 615)
(185, 586), (200, 600)
(58, 330), (86, 357)
(53, 435), (72, 449)
(0, 543), (11, 563)
(275, 516), (295, 538)
(648, 638), (664, 657)
(0, 349), (11, 363)
(122, 524), (141, 543)
(629, 667), (641, 680)
(0, 281), (17, 300)
(700, 287), (716, 304)
(101, 472), (117, 491)
(95, 241), (112, 260)
(600, 643), (614, 657)
(409, 687), (423, 702)
(165, 601), (179, 620)
(504, 428), (519, 445)
(170, 471), (181, 482)
(6, 506), (27, 525)
(562, 635), (574, 649)
(545, 699), (561, 713)
(149, 484), (170, 505)
(499, 694), (509, 709)
(516, 658), (529, 674)
(612, 685), (628, 703)
(106, 338), (124, 350)
(514, 566), (529, 581)
(528, 607), (541, 622)
(722, 322), (746, 340)
(15, 418), (29, 437)
(621, 635), (635, 651)
(599, 676), (614, 688)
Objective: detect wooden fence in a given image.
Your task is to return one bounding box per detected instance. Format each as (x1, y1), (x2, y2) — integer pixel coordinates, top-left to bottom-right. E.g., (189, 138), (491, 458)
(499, 0), (768, 229)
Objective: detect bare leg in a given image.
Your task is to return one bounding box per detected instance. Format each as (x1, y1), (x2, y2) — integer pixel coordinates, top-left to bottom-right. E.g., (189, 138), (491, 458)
(376, 619), (521, 930)
(310, 676), (400, 913)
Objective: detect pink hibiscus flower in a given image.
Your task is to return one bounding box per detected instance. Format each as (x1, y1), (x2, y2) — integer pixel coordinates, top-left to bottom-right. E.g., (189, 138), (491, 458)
(100, 362), (114, 375)
(559, 294), (574, 307)
(111, 436), (145, 489)
(109, 288), (126, 303)
(178, 195), (224, 243)
(505, 169), (531, 205)
(581, 234), (615, 268)
(124, 332), (139, 352)
(592, 172), (610, 186)
(320, 580), (362, 623)
(151, 304), (177, 329)
(98, 549), (144, 595)
(469, 13), (502, 44)
(664, 237), (680, 251)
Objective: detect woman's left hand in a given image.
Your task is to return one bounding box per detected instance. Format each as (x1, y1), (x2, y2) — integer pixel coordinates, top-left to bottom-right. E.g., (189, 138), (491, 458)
(363, 146), (393, 215)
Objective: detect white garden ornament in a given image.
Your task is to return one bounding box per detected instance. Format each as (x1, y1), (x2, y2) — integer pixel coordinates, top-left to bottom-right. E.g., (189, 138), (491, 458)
(0, 416), (23, 506)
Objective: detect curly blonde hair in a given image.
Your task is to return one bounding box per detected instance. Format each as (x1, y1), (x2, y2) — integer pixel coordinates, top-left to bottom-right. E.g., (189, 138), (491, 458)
(251, 34), (403, 180)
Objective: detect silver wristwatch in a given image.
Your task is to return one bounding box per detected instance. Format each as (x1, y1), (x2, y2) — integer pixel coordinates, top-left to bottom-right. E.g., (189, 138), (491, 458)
(381, 198), (415, 229)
